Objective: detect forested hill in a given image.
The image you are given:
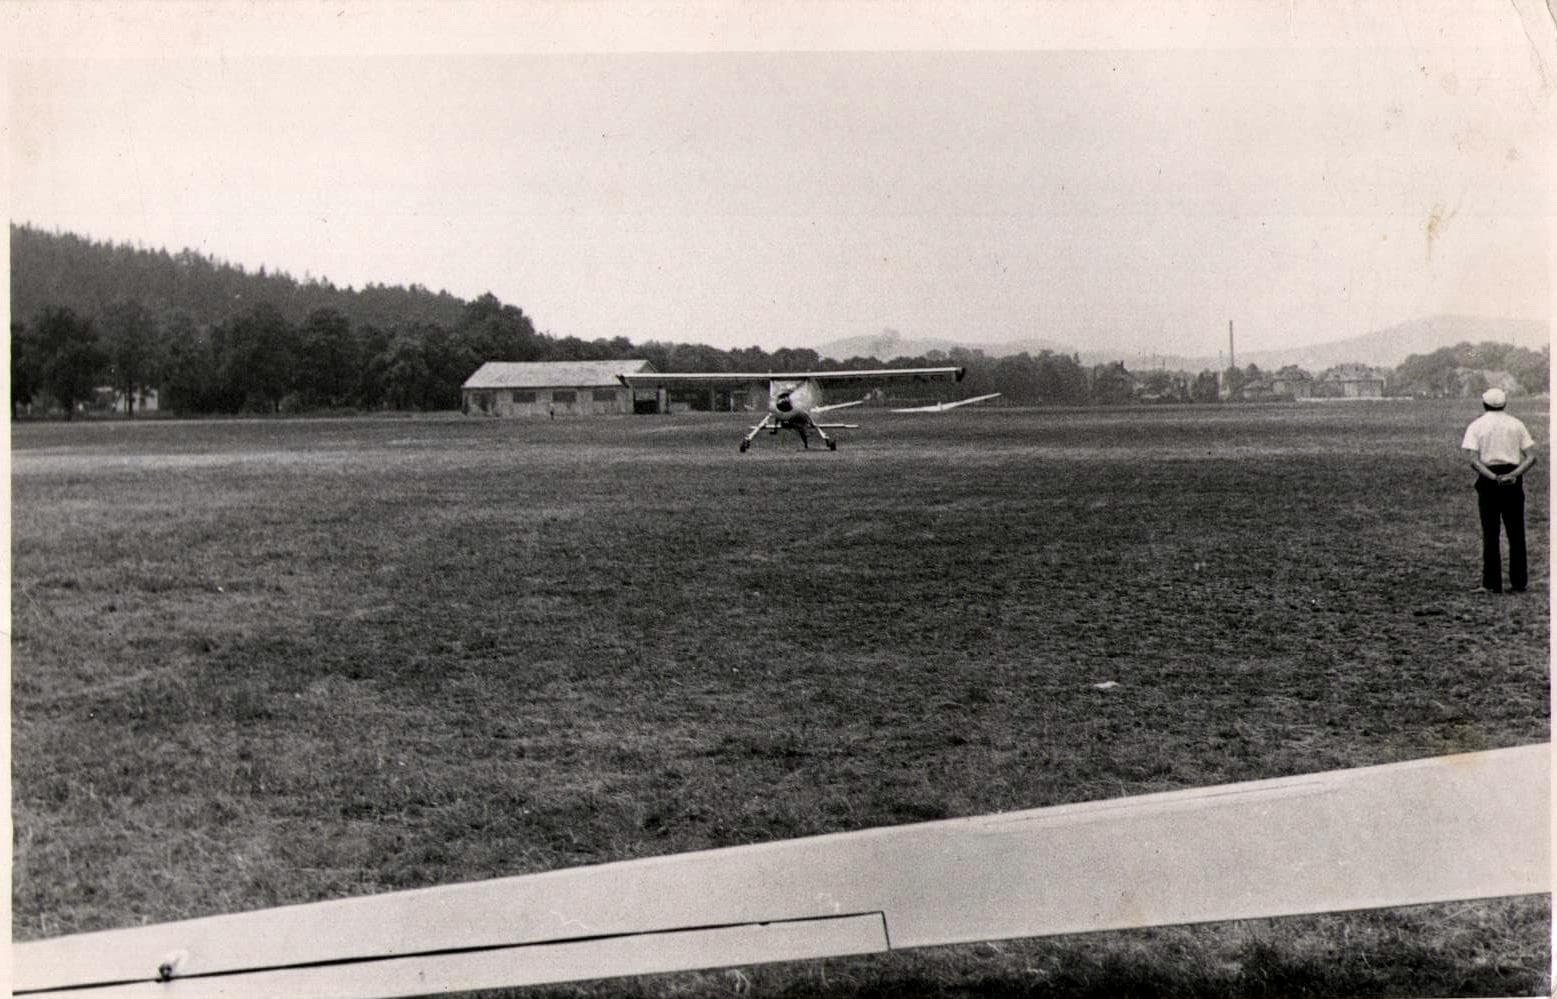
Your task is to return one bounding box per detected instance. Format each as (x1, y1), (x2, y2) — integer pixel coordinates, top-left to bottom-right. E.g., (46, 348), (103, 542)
(9, 223), (1547, 419)
(11, 223), (469, 333)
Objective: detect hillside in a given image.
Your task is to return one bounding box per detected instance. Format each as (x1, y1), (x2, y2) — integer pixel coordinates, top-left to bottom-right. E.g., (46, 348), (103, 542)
(817, 328), (1071, 361)
(823, 316), (1549, 372)
(1206, 316), (1550, 372)
(10, 224), (470, 333)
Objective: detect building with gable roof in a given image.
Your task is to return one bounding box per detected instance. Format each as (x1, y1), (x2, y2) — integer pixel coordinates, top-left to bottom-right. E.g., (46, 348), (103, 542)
(1318, 363), (1386, 399)
(461, 360), (657, 417)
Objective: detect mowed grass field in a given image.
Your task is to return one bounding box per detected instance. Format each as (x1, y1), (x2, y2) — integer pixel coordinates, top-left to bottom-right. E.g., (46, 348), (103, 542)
(10, 400), (1551, 997)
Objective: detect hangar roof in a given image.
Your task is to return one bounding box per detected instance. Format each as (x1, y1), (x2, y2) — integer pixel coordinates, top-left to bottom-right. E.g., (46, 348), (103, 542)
(462, 360), (655, 390)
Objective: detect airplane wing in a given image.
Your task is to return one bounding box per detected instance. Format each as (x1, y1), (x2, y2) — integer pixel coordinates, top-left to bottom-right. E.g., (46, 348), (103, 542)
(618, 367), (964, 387)
(789, 367), (963, 383)
(813, 399), (866, 414)
(891, 393), (1002, 413)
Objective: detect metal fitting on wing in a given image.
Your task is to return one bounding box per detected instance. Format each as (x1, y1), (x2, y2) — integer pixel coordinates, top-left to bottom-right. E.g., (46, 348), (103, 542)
(157, 949), (189, 981)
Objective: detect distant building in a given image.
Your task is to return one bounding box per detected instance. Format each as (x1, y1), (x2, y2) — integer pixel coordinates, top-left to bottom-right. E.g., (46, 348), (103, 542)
(1268, 369), (1314, 400)
(1232, 374), (1308, 401)
(1133, 372), (1191, 403)
(118, 387), (158, 414)
(461, 360), (656, 417)
(86, 385), (159, 415)
(1237, 373), (1311, 401)
(1238, 378), (1280, 402)
(1319, 364), (1386, 399)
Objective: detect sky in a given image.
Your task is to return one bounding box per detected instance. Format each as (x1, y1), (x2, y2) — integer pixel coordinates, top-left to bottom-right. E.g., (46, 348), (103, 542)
(5, 1), (1554, 358)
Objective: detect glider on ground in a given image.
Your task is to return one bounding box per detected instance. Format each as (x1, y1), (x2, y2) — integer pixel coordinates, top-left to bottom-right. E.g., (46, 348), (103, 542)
(616, 367), (1000, 451)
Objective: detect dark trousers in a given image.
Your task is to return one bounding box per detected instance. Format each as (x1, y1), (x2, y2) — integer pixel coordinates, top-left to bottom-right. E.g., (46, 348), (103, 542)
(1475, 465), (1526, 592)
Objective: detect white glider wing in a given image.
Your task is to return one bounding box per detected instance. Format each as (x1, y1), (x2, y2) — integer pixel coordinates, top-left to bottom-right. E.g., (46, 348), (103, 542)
(14, 744), (1549, 998)
(813, 399), (866, 414)
(891, 392), (1002, 413)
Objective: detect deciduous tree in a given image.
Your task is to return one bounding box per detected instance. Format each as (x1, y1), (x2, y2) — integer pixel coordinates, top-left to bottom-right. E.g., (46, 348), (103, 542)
(383, 330), (432, 410)
(100, 299), (163, 417)
(214, 303), (298, 413)
(31, 306), (106, 419)
(296, 308), (360, 409)
(11, 321), (41, 419)
(1090, 361), (1136, 405)
(158, 311), (218, 414)
(1034, 352), (1088, 405)
(457, 293), (543, 362)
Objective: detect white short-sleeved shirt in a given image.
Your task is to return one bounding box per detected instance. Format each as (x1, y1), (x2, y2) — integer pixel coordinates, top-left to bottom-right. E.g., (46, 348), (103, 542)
(1462, 411), (1535, 466)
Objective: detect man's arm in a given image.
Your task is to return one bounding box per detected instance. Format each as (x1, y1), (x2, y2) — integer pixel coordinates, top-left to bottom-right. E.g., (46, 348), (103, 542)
(1461, 425), (1495, 480)
(1506, 446), (1537, 483)
(1466, 451), (1500, 481)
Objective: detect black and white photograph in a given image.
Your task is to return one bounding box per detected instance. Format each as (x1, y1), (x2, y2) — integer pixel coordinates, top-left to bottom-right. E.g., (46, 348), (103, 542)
(6, 2), (1552, 996)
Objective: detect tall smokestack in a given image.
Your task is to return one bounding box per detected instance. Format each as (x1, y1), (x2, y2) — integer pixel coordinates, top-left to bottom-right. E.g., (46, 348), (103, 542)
(1228, 320), (1235, 371)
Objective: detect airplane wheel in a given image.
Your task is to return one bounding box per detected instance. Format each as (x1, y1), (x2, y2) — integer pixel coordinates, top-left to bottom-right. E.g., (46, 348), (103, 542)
(739, 441), (749, 453)
(827, 440), (837, 451)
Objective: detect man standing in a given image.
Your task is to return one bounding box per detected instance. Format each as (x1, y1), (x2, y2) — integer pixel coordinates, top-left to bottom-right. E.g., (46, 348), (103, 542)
(1461, 388), (1537, 593)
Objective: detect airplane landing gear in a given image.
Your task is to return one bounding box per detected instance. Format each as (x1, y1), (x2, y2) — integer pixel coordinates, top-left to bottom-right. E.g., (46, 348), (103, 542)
(826, 439), (837, 451)
(740, 417), (773, 453)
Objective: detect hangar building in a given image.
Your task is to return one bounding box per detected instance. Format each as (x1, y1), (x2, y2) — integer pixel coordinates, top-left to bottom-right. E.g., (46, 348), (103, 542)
(461, 360), (657, 417)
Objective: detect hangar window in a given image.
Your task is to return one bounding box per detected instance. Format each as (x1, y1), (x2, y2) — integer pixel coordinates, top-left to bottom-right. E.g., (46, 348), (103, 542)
(553, 390), (577, 403)
(512, 390), (536, 403)
(592, 389), (617, 402)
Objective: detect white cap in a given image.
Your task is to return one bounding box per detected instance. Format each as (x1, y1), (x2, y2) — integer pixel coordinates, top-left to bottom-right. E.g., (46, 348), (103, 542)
(1482, 388), (1507, 409)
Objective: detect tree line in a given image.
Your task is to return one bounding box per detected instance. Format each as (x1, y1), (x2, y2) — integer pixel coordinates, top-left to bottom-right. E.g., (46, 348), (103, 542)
(6, 295), (1195, 418)
(20, 293), (1545, 421)
(11, 294), (563, 418)
(1386, 341), (1548, 399)
(9, 224), (1548, 419)
(7, 297), (1092, 417)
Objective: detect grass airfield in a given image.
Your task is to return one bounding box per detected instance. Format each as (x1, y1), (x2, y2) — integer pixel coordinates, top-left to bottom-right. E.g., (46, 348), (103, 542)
(10, 401), (1551, 996)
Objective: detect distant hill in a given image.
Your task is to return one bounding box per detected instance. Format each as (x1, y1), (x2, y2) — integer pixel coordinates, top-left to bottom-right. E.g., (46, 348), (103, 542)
(823, 316), (1548, 372)
(15, 222), (1546, 380)
(817, 328), (1071, 361)
(1204, 316), (1549, 372)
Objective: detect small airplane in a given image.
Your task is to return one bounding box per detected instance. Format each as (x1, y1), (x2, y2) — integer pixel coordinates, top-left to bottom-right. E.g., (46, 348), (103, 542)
(617, 368), (1000, 452)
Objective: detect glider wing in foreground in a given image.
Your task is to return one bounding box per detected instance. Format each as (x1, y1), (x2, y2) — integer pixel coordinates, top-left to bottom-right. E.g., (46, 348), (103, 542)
(13, 743), (1549, 998)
